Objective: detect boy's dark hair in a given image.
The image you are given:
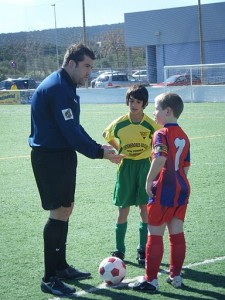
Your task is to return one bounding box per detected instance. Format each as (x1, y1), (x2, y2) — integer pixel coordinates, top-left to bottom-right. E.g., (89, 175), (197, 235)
(156, 93), (184, 119)
(62, 43), (96, 67)
(126, 84), (148, 108)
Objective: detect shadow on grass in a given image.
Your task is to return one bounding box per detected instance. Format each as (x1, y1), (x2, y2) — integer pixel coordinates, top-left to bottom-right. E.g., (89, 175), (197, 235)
(159, 268), (225, 300)
(123, 259), (145, 269)
(55, 267), (225, 300)
(55, 279), (155, 299)
(182, 268), (225, 299)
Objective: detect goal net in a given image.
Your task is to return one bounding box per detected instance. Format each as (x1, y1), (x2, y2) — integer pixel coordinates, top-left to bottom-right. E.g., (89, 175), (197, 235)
(164, 63), (225, 86)
(163, 63), (225, 102)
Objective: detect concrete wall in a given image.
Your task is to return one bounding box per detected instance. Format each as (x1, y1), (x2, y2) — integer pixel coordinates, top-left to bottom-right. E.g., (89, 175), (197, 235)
(76, 86), (225, 104)
(1, 86), (224, 105)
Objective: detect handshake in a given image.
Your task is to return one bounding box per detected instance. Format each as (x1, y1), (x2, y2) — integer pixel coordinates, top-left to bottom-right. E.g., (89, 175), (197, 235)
(101, 145), (125, 164)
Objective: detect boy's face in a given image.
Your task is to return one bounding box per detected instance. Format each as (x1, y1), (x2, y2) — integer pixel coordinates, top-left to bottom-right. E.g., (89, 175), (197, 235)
(153, 100), (167, 125)
(128, 96), (144, 115)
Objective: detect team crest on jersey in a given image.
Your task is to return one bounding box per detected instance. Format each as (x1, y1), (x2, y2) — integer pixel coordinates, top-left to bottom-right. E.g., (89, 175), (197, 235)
(140, 131), (148, 139)
(154, 145), (167, 154)
(62, 108), (74, 120)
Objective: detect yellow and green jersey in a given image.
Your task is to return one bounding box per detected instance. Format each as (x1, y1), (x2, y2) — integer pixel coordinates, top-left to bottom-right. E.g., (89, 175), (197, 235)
(103, 113), (160, 160)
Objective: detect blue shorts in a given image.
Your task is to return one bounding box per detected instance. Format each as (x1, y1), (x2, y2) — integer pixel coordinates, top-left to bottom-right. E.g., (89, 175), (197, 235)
(31, 148), (77, 210)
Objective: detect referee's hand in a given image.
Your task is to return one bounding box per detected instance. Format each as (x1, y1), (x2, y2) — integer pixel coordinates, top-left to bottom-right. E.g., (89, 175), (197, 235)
(101, 145), (125, 164)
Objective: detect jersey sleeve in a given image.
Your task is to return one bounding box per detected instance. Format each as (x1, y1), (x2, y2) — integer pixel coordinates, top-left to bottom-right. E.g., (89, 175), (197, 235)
(103, 121), (116, 143)
(152, 129), (168, 159)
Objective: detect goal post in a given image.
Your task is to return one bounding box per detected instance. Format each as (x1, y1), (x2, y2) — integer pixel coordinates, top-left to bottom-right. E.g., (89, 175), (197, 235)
(164, 63), (225, 86)
(162, 63), (225, 102)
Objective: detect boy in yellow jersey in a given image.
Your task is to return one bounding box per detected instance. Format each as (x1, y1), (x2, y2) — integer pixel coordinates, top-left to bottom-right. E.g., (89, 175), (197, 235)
(103, 84), (160, 265)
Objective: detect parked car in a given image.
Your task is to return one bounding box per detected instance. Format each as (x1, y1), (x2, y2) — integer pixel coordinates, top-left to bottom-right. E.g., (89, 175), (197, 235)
(153, 74), (201, 86)
(94, 72), (149, 88)
(132, 70), (148, 81)
(90, 77), (98, 88)
(0, 78), (38, 90)
(89, 70), (114, 87)
(91, 71), (116, 88)
(88, 71), (102, 87)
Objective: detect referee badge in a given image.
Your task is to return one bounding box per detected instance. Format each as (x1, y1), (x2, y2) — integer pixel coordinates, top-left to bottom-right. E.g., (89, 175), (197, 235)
(62, 108), (74, 120)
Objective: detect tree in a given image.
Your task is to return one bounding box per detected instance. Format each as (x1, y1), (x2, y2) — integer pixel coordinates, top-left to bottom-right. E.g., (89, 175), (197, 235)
(0, 26), (146, 80)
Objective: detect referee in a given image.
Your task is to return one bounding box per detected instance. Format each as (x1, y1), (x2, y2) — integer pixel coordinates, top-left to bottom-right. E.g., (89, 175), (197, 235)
(29, 43), (122, 297)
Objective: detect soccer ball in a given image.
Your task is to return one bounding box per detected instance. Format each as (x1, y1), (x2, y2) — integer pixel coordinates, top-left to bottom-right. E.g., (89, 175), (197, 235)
(98, 256), (126, 285)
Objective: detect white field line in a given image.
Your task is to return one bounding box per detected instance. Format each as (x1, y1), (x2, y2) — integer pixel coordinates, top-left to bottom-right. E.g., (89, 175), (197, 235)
(0, 134), (225, 161)
(0, 155), (224, 167)
(183, 256), (225, 269)
(0, 155), (29, 160)
(190, 133), (225, 140)
(48, 255), (225, 299)
(0, 156), (224, 167)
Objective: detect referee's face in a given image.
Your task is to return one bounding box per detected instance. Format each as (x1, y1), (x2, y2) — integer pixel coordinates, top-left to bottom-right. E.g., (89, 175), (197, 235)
(72, 55), (93, 85)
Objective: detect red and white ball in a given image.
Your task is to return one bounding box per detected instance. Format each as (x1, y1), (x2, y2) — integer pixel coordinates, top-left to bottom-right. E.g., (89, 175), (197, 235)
(98, 256), (126, 285)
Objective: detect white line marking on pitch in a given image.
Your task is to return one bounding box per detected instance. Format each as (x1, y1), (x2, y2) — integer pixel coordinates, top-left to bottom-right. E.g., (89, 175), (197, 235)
(0, 155), (29, 160)
(48, 255), (225, 299)
(190, 134), (225, 140)
(183, 256), (225, 269)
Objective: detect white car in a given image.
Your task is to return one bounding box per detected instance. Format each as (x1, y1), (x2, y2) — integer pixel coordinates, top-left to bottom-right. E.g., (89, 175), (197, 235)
(94, 72), (149, 88)
(132, 70), (148, 81)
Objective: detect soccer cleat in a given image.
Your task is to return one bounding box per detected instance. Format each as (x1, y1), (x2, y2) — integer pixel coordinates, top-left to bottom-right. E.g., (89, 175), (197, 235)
(111, 250), (125, 260)
(56, 265), (91, 280)
(136, 248), (145, 265)
(41, 276), (76, 296)
(166, 275), (182, 288)
(128, 277), (159, 292)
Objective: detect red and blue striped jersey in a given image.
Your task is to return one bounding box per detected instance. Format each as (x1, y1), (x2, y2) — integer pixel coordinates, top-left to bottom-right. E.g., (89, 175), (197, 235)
(151, 123), (190, 207)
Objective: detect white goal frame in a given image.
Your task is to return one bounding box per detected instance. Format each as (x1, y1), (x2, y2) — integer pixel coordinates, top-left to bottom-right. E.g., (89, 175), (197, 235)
(162, 63), (225, 102)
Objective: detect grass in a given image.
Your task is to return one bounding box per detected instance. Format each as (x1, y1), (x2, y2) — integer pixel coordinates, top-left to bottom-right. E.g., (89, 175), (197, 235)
(0, 102), (225, 300)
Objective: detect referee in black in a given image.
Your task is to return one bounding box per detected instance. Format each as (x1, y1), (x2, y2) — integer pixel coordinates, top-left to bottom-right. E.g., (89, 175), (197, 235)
(29, 43), (122, 297)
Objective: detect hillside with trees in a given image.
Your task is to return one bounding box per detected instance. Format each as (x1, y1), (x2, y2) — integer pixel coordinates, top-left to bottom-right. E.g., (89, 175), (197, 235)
(0, 24), (146, 81)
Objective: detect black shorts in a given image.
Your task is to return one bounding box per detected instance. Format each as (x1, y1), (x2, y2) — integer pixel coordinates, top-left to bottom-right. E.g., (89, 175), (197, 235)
(31, 149), (77, 210)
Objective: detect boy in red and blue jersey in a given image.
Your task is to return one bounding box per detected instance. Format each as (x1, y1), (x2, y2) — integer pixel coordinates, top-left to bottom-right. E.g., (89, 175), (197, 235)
(130, 92), (190, 292)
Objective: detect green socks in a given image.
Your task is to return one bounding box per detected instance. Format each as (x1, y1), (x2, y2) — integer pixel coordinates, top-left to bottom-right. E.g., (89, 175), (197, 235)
(139, 222), (148, 250)
(115, 222), (127, 254)
(115, 221), (148, 254)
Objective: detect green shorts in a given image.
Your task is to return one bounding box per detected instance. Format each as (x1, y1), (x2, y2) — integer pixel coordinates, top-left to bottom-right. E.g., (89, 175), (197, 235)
(113, 158), (150, 208)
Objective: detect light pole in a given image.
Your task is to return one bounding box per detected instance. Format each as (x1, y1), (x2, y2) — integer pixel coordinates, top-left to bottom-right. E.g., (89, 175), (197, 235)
(82, 0), (88, 88)
(51, 4), (59, 69)
(96, 42), (102, 69)
(82, 0), (87, 44)
(198, 0), (204, 65)
(198, 0), (204, 82)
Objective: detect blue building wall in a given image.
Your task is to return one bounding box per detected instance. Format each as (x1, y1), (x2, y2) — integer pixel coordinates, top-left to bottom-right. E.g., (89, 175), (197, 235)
(124, 3), (225, 83)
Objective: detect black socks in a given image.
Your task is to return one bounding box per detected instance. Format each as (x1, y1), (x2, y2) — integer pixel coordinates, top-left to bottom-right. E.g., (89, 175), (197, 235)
(43, 218), (69, 281)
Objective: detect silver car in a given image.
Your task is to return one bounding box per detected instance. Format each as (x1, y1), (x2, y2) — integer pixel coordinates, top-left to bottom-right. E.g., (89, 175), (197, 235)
(94, 72), (149, 88)
(132, 70), (148, 81)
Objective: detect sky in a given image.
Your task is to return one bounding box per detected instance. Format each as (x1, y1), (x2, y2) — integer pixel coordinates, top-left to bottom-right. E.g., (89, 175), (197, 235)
(0, 0), (224, 34)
